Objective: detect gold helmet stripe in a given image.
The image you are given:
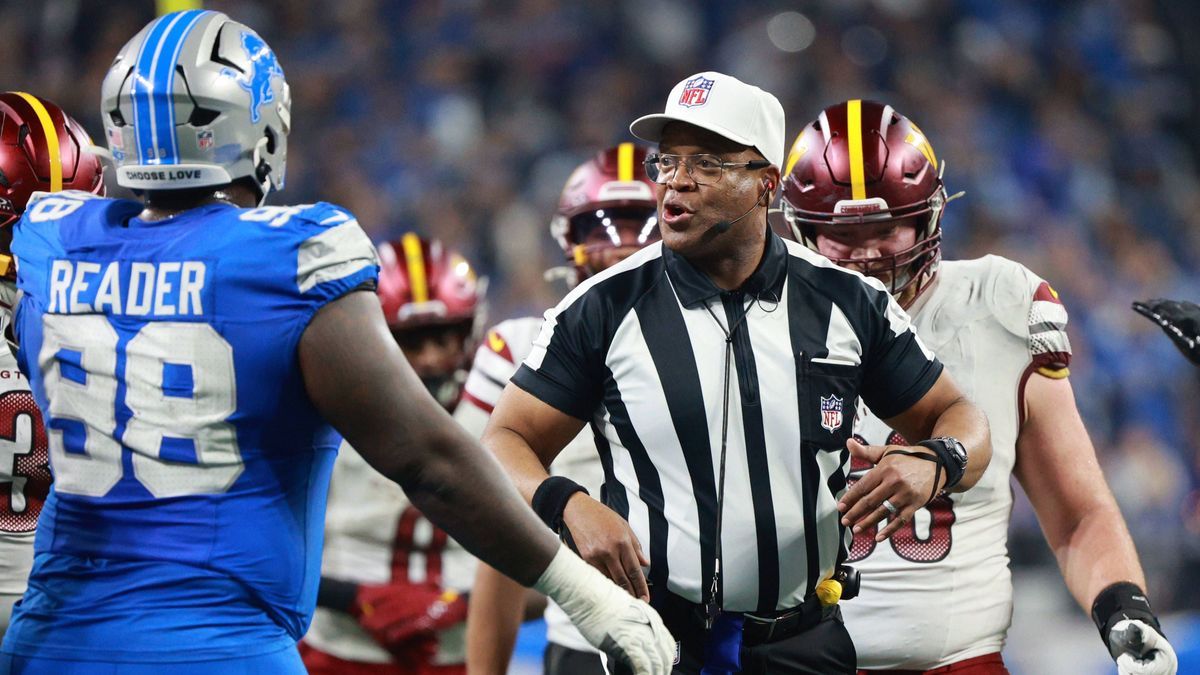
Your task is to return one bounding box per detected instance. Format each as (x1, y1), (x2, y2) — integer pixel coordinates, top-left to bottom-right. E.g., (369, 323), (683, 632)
(784, 132), (807, 177)
(401, 233), (429, 304)
(906, 122), (938, 169)
(13, 92), (63, 193)
(846, 99), (867, 200)
(617, 142), (635, 182)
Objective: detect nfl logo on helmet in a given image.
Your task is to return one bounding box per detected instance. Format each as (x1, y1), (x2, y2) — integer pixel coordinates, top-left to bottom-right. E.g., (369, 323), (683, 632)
(820, 394), (843, 433)
(678, 76), (714, 107)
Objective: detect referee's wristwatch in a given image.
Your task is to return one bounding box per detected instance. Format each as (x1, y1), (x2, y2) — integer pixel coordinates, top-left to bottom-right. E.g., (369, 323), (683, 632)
(916, 436), (968, 490)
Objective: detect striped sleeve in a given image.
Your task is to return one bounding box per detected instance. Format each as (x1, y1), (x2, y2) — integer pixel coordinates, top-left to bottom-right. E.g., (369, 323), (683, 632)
(858, 280), (944, 419)
(293, 203), (379, 305)
(1026, 276), (1071, 378)
(460, 322), (528, 414)
(510, 292), (607, 421)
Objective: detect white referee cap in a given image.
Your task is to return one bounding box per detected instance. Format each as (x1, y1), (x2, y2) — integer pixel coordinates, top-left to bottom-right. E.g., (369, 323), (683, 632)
(630, 71), (786, 170)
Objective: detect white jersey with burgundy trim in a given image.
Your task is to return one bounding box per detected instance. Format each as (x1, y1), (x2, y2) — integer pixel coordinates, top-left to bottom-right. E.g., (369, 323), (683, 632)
(0, 284), (49, 598)
(453, 316), (602, 654)
(841, 255), (1071, 670)
(0, 335), (49, 597)
(303, 441), (476, 665)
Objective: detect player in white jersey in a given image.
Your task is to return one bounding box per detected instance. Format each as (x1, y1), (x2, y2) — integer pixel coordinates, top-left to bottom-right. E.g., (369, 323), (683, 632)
(462, 143), (661, 675)
(780, 100), (1176, 675)
(302, 234), (486, 675)
(0, 91), (104, 636)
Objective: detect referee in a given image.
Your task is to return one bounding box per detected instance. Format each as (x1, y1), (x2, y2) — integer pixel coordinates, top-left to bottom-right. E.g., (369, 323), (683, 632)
(482, 72), (992, 675)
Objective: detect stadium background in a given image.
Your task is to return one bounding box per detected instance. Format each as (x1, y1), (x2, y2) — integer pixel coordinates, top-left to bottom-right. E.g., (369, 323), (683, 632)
(3, 0), (1199, 671)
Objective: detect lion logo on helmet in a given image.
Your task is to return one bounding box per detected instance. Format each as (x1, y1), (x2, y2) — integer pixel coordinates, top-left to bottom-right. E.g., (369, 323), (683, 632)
(221, 31), (284, 124)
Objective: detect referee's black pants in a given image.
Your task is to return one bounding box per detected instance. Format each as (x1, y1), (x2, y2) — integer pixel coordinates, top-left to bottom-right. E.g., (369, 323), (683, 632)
(544, 642), (605, 675)
(653, 591), (857, 675)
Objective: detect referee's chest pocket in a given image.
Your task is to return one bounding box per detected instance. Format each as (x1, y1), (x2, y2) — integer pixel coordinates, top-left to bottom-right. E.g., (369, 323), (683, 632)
(800, 359), (860, 452)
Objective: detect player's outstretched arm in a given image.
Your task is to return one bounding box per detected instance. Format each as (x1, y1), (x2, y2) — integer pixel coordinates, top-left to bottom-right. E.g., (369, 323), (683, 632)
(300, 290), (559, 584)
(1014, 373), (1176, 674)
(300, 291), (675, 674)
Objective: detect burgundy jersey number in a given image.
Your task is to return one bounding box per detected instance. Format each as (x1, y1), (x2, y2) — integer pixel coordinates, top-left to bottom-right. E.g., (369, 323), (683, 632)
(0, 390), (50, 533)
(846, 432), (956, 564)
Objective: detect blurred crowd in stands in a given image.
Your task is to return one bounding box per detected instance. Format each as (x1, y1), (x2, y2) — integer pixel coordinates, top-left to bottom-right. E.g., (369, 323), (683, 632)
(3, 0), (1198, 646)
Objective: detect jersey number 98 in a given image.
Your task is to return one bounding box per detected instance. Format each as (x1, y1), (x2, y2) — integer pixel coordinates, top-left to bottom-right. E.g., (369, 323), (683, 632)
(39, 315), (242, 498)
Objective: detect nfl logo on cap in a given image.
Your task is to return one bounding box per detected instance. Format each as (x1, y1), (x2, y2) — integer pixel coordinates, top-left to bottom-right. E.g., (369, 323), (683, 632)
(197, 129), (215, 150)
(678, 75), (714, 107)
(820, 394), (844, 433)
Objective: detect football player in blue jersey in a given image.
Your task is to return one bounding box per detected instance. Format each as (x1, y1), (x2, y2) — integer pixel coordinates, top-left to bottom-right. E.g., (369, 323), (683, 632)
(0, 10), (674, 675)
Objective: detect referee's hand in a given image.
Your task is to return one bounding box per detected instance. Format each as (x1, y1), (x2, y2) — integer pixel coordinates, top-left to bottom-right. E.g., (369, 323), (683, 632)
(563, 493), (651, 601)
(837, 438), (946, 542)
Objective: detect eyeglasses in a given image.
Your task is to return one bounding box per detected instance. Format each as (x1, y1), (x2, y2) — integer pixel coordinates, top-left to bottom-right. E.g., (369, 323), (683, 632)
(643, 153), (771, 185)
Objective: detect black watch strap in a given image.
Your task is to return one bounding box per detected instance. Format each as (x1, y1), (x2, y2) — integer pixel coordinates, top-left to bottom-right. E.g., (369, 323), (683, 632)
(916, 437), (966, 490)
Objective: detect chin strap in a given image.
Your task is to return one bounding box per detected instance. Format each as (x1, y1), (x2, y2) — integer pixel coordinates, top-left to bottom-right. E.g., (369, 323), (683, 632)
(251, 136), (273, 206)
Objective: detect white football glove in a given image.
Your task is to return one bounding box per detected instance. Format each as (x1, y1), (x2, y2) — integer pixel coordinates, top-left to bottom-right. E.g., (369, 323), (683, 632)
(534, 544), (675, 675)
(1111, 619), (1178, 675)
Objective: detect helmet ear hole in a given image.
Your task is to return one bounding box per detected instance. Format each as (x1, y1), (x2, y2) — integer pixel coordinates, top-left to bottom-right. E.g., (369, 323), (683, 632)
(189, 106), (219, 126)
(264, 127), (277, 154)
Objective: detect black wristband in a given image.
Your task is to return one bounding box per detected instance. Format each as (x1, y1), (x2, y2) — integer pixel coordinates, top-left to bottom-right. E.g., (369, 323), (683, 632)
(531, 476), (589, 534)
(1090, 582), (1162, 648)
(916, 439), (964, 490)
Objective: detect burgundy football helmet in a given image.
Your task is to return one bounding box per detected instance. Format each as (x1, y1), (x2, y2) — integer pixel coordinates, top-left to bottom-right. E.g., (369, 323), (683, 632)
(550, 143), (660, 283)
(0, 92), (105, 280)
(377, 234), (486, 410)
(781, 100), (959, 307)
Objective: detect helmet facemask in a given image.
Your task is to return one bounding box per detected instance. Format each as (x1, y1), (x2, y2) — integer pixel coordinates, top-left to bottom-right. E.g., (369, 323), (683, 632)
(559, 206), (660, 279)
(547, 144), (659, 287)
(780, 100), (967, 309)
(784, 174), (956, 308)
(390, 320), (476, 411)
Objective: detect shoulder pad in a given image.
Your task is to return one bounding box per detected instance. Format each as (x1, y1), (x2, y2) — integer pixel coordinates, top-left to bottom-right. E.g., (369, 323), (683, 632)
(973, 255), (1071, 373)
(968, 255), (1036, 338)
(287, 204), (379, 296)
(236, 202), (354, 229)
(480, 317), (544, 365)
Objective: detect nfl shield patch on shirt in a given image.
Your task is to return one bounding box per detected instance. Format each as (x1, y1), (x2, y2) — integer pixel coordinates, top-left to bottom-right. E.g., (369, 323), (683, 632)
(821, 394), (844, 432)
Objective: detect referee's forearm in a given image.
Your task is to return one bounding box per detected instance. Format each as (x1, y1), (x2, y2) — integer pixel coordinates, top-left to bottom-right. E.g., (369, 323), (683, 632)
(483, 425), (554, 504)
(931, 396), (991, 491)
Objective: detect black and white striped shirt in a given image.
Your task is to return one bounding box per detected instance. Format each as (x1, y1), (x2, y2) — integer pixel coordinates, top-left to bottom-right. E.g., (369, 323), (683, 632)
(511, 232), (942, 613)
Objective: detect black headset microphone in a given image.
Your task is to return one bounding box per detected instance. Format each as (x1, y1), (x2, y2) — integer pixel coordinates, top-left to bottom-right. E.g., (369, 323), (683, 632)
(711, 179), (774, 235)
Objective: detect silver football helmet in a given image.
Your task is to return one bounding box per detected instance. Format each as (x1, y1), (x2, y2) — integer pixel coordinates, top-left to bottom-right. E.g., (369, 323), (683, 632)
(100, 10), (291, 203)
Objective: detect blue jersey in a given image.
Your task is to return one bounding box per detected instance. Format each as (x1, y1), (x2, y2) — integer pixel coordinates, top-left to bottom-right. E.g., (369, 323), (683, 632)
(1, 192), (379, 663)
